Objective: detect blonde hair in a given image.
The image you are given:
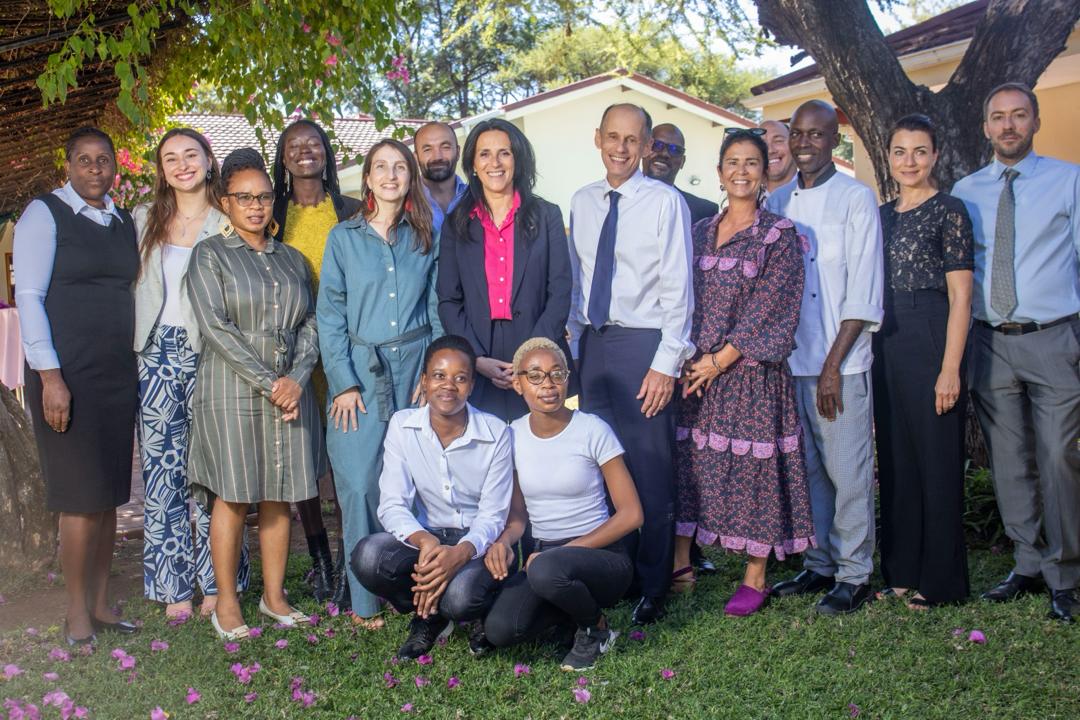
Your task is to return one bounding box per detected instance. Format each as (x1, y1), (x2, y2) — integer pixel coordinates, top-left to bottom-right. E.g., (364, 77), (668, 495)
(512, 337), (568, 374)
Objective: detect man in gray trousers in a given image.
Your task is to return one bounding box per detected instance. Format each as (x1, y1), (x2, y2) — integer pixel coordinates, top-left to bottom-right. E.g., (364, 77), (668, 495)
(953, 82), (1080, 624)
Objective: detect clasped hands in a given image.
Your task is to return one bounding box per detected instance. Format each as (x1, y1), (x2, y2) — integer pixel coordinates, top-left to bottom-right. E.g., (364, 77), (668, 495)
(411, 534), (473, 619)
(680, 352), (727, 398)
(269, 376), (302, 421)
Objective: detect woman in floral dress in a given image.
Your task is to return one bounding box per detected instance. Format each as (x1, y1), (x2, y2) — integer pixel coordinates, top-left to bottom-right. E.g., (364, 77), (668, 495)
(673, 129), (815, 616)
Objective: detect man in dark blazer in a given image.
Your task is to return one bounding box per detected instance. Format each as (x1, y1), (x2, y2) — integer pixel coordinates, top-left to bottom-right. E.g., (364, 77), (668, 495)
(642, 122), (719, 225)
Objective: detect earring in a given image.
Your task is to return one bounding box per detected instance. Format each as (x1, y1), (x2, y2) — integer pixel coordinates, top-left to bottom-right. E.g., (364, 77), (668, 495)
(221, 222), (234, 238)
(404, 197), (414, 213)
(322, 166), (328, 181)
(366, 190), (376, 212)
(267, 219), (280, 237)
(205, 169), (212, 182)
(285, 173), (291, 193)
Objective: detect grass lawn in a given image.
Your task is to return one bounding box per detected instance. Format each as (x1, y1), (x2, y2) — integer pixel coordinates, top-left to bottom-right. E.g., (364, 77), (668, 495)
(1, 546), (1076, 719)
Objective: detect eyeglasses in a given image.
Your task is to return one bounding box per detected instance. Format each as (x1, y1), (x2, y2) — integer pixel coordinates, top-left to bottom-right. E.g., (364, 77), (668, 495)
(516, 368), (571, 386)
(225, 192), (275, 207)
(650, 140), (685, 156)
(725, 127), (767, 136)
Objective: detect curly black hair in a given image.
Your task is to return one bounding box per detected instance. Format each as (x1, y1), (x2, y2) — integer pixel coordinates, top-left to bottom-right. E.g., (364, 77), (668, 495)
(221, 147), (268, 188)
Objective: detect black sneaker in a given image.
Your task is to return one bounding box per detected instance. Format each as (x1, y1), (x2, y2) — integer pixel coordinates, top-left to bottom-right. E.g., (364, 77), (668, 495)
(559, 625), (618, 672)
(397, 615), (453, 660)
(466, 620), (493, 657)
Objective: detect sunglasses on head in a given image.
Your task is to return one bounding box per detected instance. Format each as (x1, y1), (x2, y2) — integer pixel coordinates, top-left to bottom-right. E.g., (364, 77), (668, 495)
(725, 127), (767, 136)
(650, 140), (685, 156)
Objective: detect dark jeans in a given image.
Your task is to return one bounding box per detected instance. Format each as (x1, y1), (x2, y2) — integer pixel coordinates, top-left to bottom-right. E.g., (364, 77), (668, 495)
(579, 326), (676, 597)
(351, 529), (501, 621)
(484, 539), (633, 649)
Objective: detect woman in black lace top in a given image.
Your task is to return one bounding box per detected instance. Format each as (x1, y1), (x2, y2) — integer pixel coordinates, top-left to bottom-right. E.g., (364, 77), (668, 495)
(872, 114), (974, 609)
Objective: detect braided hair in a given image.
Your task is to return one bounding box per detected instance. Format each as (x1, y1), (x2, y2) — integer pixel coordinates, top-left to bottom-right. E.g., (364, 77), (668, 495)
(221, 147), (268, 188)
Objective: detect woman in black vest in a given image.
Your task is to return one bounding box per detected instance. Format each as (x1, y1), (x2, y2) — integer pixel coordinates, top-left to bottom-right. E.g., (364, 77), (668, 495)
(13, 127), (140, 644)
(437, 119), (574, 422)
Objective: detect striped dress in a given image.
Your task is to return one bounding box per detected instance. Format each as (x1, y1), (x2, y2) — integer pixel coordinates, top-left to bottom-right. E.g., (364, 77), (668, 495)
(184, 231), (322, 504)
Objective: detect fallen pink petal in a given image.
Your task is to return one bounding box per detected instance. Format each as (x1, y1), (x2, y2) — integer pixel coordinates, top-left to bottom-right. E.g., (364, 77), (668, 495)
(308, 614), (320, 626)
(447, 677), (460, 689)
(275, 639), (289, 649)
(577, 676), (589, 687)
(48, 648), (71, 662)
(43, 672), (59, 682)
(248, 627), (263, 638)
(414, 676), (429, 688)
(968, 630), (987, 644)
(25, 628), (39, 637)
(661, 669), (676, 680)
(150, 707), (168, 720)
(185, 688), (200, 705)
(326, 602), (340, 617)
(223, 642), (240, 653)
(3, 664), (23, 680)
(306, 634), (318, 644)
(401, 703), (414, 713)
(951, 627), (965, 637)
(849, 703), (861, 717)
(384, 672), (399, 689)
(513, 663), (531, 677)
(629, 630), (645, 641)
(573, 688), (591, 704)
(244, 692), (258, 703)
(150, 640), (169, 652)
(417, 654), (433, 665)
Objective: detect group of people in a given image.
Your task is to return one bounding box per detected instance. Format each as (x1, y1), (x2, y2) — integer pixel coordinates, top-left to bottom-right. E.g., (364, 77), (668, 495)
(12, 80), (1078, 673)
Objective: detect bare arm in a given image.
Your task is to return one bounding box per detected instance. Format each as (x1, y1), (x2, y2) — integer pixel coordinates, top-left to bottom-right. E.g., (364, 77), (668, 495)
(936, 269), (973, 415)
(816, 319), (864, 420)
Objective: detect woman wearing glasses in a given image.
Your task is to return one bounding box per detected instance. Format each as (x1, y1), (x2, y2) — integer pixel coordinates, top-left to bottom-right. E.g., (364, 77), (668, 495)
(437, 119), (574, 422)
(483, 337), (642, 672)
(185, 148), (321, 639)
(672, 129), (814, 616)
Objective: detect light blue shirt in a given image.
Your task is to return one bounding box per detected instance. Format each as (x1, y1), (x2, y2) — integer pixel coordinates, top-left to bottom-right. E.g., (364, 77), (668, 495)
(423, 176), (469, 233)
(952, 152), (1080, 325)
(377, 403), (513, 557)
(13, 183), (125, 370)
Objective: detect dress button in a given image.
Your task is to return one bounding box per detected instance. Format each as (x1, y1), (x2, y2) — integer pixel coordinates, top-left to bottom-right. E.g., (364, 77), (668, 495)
(388, 266), (395, 272)
(498, 298), (504, 303)
(389, 292), (396, 298)
(499, 277), (504, 282)
(390, 320), (397, 327)
(273, 304), (279, 309)
(391, 347), (398, 352)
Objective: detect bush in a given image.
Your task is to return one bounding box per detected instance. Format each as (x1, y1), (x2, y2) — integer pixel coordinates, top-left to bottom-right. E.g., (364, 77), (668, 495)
(963, 464), (1006, 548)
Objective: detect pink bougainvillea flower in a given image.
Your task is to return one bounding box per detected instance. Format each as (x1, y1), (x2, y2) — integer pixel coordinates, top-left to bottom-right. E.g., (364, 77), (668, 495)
(185, 688), (200, 705)
(436, 635), (448, 647)
(275, 639), (289, 649)
(26, 627), (39, 637)
(47, 572), (57, 584)
(167, 612), (191, 627)
(243, 692), (258, 703)
(299, 691), (315, 707)
(401, 703), (414, 713)
(42, 690), (69, 707)
(325, 32), (341, 47)
(306, 634), (318, 645)
(447, 677), (460, 689)
(660, 668), (675, 680)
(308, 614), (320, 627)
(577, 677), (588, 687)
(513, 663), (530, 677)
(384, 672), (399, 689)
(248, 627), (263, 638)
(119, 655), (136, 671)
(414, 676), (429, 688)
(573, 688), (591, 704)
(223, 642), (240, 654)
(968, 630), (987, 644)
(301, 23), (312, 33)
(849, 703), (861, 717)
(150, 708), (168, 720)
(416, 655), (432, 666)
(49, 648), (71, 662)
(43, 672), (60, 682)
(3, 664), (23, 680)
(323, 628), (336, 639)
(325, 54), (339, 68)
(629, 630), (645, 641)
(326, 602), (339, 617)
(150, 640), (169, 652)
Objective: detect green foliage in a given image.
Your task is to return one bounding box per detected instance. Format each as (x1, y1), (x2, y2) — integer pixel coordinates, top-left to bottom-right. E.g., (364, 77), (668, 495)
(964, 464), (1006, 548)
(38, 1), (410, 159)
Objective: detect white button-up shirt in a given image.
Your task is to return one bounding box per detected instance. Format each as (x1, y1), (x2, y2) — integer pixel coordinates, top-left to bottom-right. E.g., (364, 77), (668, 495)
(377, 403), (513, 557)
(567, 170), (695, 377)
(767, 168), (884, 377)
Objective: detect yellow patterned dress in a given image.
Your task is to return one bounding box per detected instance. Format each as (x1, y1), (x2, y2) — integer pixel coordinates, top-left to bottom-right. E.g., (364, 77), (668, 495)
(283, 197), (339, 413)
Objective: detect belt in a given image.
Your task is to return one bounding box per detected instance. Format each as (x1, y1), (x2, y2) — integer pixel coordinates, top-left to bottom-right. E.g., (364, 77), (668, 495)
(247, 327), (297, 375)
(348, 324), (432, 421)
(976, 314), (1078, 336)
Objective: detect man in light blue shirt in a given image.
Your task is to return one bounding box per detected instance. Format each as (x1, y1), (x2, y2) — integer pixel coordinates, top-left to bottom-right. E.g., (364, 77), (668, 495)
(413, 122), (469, 232)
(952, 82), (1080, 624)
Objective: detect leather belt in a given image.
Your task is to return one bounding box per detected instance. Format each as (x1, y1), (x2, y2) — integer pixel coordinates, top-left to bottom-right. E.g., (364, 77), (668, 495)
(976, 313), (1078, 336)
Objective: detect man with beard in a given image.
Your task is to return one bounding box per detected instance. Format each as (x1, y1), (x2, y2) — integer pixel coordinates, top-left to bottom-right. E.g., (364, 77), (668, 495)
(760, 120), (796, 195)
(952, 83), (1080, 624)
(642, 123), (718, 224)
(766, 100), (883, 616)
(568, 104), (695, 624)
(413, 122), (469, 232)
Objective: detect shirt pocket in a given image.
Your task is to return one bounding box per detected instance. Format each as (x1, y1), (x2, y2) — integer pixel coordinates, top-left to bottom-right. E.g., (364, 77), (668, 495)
(815, 224), (847, 268)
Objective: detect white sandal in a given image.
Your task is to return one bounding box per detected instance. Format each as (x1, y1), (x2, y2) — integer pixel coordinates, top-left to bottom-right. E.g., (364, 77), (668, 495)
(259, 597), (309, 627)
(210, 610), (250, 641)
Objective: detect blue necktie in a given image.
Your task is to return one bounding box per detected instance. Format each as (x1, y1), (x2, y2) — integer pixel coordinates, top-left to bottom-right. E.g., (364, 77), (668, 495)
(587, 190), (620, 329)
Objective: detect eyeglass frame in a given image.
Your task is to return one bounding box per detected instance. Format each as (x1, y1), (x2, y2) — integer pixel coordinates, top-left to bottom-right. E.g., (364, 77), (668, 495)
(724, 127), (767, 137)
(649, 139), (686, 156)
(224, 191), (276, 207)
(515, 368), (572, 386)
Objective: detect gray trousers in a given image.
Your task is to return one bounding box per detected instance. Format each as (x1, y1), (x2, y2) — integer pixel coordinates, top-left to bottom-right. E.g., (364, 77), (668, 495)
(795, 371), (876, 585)
(970, 319), (1080, 591)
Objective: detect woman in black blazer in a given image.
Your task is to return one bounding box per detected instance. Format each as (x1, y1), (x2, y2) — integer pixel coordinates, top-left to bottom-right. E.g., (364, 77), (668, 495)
(437, 119), (574, 422)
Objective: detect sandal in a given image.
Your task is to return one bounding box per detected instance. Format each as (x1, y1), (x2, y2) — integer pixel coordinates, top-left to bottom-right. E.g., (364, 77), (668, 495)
(351, 614), (386, 631)
(906, 594), (932, 611)
(671, 566), (697, 594)
(875, 587), (908, 601)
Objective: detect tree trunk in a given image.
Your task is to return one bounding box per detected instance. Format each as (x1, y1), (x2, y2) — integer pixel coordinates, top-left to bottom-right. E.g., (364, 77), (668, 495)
(0, 385), (57, 572)
(754, 0), (1080, 466)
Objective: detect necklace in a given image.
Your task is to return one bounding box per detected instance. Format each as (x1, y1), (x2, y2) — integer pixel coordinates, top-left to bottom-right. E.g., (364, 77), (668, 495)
(174, 203), (211, 242)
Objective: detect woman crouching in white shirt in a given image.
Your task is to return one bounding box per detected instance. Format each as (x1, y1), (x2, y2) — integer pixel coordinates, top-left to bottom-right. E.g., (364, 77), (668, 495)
(483, 337), (643, 672)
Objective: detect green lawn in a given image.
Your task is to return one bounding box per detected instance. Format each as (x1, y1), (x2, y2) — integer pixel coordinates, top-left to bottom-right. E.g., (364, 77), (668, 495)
(1, 548), (1076, 719)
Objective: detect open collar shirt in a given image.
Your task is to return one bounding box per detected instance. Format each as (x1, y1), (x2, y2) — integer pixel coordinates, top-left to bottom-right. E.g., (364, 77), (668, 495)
(951, 151), (1080, 325)
(377, 403), (513, 557)
(424, 176), (469, 234)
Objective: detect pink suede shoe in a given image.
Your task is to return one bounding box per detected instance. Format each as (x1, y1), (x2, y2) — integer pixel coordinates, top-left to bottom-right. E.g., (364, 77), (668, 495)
(724, 584), (770, 616)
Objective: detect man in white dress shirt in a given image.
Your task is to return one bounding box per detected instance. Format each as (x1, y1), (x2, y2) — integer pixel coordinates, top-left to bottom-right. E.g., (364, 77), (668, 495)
(767, 100), (884, 616)
(568, 103), (695, 624)
(351, 336), (514, 659)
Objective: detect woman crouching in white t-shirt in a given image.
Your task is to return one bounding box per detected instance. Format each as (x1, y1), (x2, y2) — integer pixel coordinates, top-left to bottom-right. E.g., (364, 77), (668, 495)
(483, 337), (643, 672)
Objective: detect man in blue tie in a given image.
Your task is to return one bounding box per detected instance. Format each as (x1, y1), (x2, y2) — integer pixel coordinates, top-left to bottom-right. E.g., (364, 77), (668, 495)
(953, 82), (1080, 624)
(567, 103), (695, 624)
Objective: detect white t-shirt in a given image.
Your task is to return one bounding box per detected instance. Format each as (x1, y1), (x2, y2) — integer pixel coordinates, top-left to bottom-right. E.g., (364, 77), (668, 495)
(510, 411), (624, 541)
(160, 243), (194, 329)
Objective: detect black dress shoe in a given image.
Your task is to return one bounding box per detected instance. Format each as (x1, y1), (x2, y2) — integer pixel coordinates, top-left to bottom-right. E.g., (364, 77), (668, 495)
(771, 570), (835, 598)
(631, 596), (665, 625)
(92, 617), (138, 635)
(1048, 589), (1077, 624)
(816, 582), (872, 616)
(981, 572), (1042, 602)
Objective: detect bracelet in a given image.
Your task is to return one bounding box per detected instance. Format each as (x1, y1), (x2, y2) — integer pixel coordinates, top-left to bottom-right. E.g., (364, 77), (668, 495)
(710, 353), (721, 370)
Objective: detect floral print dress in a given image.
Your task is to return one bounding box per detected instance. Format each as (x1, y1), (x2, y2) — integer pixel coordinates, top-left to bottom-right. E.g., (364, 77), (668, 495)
(674, 209), (816, 559)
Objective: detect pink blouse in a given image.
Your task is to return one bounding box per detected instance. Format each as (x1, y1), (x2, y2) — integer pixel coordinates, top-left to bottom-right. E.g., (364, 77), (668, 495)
(472, 192), (520, 321)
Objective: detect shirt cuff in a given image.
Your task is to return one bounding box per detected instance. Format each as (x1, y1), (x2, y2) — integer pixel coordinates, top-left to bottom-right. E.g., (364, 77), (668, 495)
(648, 348), (685, 378)
(459, 530), (490, 559)
(839, 303), (884, 333)
(324, 363), (362, 400)
(387, 517), (426, 545)
(25, 348), (61, 372)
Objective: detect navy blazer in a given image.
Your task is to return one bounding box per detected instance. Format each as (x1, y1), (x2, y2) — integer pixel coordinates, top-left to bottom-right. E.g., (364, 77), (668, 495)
(437, 196), (575, 419)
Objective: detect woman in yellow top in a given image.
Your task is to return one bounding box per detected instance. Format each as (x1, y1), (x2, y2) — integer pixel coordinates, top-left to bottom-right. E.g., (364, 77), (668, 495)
(271, 119), (362, 609)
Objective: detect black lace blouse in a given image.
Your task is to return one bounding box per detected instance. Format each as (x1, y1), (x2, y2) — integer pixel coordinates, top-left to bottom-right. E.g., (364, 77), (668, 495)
(879, 192), (974, 292)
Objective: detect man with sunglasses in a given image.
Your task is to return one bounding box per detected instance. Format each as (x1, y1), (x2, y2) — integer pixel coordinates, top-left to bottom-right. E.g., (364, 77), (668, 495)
(642, 123), (719, 225)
